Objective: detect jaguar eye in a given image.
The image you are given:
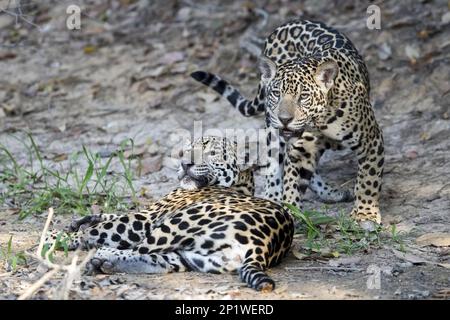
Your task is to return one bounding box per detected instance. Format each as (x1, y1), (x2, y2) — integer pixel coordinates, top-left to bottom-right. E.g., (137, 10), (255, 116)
(272, 90), (280, 98)
(300, 93), (309, 100)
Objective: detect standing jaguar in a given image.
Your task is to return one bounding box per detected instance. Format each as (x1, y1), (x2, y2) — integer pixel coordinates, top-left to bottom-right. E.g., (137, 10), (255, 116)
(45, 136), (294, 291)
(191, 19), (384, 228)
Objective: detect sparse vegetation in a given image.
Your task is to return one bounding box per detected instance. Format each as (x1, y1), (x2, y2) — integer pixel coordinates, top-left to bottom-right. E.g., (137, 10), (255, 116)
(0, 0), (447, 300)
(0, 236), (27, 272)
(0, 133), (138, 219)
(41, 231), (72, 263)
(286, 204), (406, 257)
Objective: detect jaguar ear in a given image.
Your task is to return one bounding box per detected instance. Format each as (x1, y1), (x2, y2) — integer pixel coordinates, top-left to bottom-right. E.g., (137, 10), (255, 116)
(315, 60), (338, 92)
(259, 56), (277, 85)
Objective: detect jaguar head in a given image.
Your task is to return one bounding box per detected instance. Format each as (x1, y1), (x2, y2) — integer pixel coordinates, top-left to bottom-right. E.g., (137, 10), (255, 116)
(259, 56), (338, 138)
(177, 136), (255, 194)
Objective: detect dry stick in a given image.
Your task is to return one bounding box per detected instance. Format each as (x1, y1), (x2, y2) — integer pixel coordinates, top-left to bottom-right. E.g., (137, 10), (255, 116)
(56, 253), (78, 300)
(18, 268), (59, 300)
(36, 207), (54, 257)
(0, 0), (42, 30)
(285, 266), (364, 272)
(19, 207), (61, 300)
(57, 249), (96, 300)
(0, 272), (13, 277)
(19, 207), (96, 300)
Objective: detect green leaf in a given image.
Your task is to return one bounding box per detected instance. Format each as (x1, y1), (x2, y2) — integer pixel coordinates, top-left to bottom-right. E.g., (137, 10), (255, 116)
(284, 203), (320, 238)
(310, 215), (336, 225)
(7, 235), (13, 255)
(10, 256), (17, 270)
(79, 147), (94, 195)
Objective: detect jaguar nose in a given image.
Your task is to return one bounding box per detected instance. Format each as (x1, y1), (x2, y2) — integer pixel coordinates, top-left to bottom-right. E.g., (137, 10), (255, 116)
(278, 114), (293, 126)
(181, 162), (193, 172)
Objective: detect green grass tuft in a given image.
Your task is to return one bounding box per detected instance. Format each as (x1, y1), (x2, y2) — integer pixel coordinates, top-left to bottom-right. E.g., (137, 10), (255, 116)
(0, 236), (27, 272)
(286, 203), (406, 257)
(0, 134), (138, 219)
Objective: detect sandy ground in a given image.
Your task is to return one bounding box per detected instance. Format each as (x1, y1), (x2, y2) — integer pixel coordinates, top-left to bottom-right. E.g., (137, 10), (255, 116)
(0, 0), (449, 299)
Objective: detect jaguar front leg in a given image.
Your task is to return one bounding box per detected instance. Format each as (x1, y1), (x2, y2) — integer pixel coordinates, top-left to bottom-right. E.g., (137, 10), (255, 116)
(283, 131), (351, 208)
(263, 127), (285, 203)
(350, 126), (384, 228)
(282, 147), (303, 208)
(76, 213), (152, 250)
(68, 213), (120, 232)
(45, 213), (153, 251)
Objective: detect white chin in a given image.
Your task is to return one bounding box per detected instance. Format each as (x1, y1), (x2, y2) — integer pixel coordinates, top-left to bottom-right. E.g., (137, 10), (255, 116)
(180, 176), (198, 191)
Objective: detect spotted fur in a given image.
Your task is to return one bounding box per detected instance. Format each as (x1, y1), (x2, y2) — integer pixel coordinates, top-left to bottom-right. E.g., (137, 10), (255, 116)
(191, 19), (384, 225)
(45, 137), (294, 291)
(178, 136), (256, 196)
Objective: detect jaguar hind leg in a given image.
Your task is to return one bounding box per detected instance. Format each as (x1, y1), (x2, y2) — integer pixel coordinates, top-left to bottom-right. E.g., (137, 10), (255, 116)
(86, 246), (189, 274)
(240, 263), (274, 292)
(239, 252), (274, 292)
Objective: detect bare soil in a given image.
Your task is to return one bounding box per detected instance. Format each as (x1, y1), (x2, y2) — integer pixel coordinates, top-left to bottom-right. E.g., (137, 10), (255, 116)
(0, 0), (449, 300)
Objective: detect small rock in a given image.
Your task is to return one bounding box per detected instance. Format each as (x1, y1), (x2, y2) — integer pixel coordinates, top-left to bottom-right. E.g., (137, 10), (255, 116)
(0, 14), (14, 29)
(162, 156), (180, 171)
(416, 233), (450, 247)
(196, 92), (219, 104)
(293, 250), (308, 260)
(176, 7), (192, 22)
(411, 290), (430, 298)
(405, 44), (421, 63)
(442, 11), (450, 24)
(377, 43), (392, 60)
(139, 155), (162, 176)
(36, 264), (50, 275)
(329, 256), (361, 267)
(98, 150), (114, 158)
(396, 262), (413, 268)
(392, 249), (428, 265)
(406, 150), (418, 160)
(137, 81), (149, 94)
(1, 103), (16, 115)
(381, 266), (394, 276)
(147, 143), (160, 156)
(146, 65), (167, 78)
(329, 286), (337, 295)
(160, 51), (185, 65)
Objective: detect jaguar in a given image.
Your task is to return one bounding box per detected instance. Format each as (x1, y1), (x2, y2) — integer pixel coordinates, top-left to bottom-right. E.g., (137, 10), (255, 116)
(191, 19), (384, 228)
(45, 136), (294, 291)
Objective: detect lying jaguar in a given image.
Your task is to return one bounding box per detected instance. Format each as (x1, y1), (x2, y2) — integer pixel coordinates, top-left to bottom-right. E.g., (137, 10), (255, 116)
(191, 19), (384, 228)
(46, 136), (294, 291)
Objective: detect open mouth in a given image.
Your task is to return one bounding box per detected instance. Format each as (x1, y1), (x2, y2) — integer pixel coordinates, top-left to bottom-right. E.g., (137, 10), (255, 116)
(180, 174), (209, 188)
(280, 129), (296, 138)
(280, 128), (305, 138)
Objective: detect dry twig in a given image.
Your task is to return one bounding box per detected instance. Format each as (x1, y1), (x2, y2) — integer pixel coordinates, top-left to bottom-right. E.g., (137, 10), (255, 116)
(18, 207), (95, 300)
(0, 0), (42, 30)
(285, 266), (364, 272)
